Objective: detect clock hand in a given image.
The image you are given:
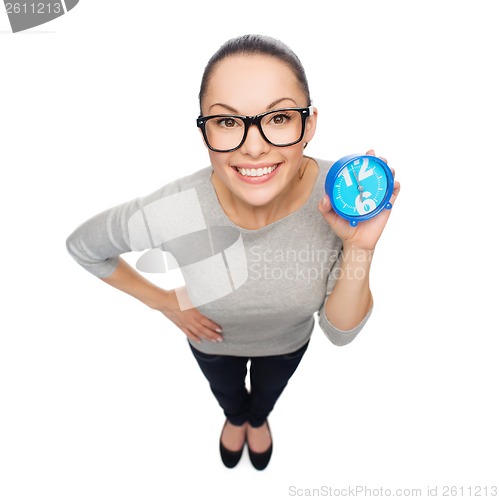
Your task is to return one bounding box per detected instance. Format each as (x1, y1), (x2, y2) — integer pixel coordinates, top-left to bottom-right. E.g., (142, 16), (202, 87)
(351, 166), (364, 201)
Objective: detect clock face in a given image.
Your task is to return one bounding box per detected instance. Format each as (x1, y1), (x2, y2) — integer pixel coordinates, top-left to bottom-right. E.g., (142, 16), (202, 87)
(333, 157), (389, 218)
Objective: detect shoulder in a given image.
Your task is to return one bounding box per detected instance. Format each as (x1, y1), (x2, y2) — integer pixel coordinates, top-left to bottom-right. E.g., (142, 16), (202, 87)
(151, 165), (212, 195)
(309, 156), (334, 177)
(136, 166), (213, 207)
(172, 166), (213, 191)
(306, 156), (334, 195)
(122, 166), (214, 251)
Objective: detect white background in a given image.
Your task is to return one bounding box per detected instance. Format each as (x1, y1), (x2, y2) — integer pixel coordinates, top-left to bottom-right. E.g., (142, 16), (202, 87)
(1, 1), (498, 499)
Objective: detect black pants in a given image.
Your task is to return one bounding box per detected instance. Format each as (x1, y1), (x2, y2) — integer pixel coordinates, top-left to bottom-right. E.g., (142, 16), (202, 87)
(188, 340), (309, 427)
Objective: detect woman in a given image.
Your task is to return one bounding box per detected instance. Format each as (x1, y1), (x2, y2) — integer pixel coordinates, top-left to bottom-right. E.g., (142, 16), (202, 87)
(66, 34), (400, 471)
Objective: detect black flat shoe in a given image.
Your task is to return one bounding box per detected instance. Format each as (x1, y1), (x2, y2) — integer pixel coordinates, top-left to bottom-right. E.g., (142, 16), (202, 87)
(247, 419), (273, 471)
(219, 419), (245, 468)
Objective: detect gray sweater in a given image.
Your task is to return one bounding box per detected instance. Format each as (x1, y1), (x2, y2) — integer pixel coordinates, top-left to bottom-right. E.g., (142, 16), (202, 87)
(65, 157), (372, 356)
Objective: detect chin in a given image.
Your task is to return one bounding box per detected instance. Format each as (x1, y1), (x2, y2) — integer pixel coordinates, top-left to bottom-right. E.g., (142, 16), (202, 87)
(235, 186), (283, 207)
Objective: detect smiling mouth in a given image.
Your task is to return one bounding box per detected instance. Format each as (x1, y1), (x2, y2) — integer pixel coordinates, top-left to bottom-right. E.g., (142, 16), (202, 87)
(233, 164), (279, 177)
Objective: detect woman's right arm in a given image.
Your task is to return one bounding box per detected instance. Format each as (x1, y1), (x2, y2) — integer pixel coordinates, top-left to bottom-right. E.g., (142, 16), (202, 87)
(99, 257), (224, 344)
(65, 183), (223, 344)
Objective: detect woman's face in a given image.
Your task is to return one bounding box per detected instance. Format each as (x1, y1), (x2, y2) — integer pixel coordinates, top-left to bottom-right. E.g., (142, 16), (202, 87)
(201, 54), (317, 208)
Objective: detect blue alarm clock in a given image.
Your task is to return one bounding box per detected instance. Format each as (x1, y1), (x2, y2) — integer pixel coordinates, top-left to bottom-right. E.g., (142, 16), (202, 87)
(325, 154), (394, 226)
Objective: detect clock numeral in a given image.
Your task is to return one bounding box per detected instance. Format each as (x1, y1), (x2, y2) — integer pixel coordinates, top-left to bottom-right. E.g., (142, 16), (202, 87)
(357, 158), (374, 181)
(341, 158), (374, 188)
(355, 192), (377, 215)
(340, 167), (353, 187)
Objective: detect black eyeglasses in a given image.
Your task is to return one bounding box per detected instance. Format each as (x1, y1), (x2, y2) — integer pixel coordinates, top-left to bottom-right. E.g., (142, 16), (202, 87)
(196, 105), (313, 153)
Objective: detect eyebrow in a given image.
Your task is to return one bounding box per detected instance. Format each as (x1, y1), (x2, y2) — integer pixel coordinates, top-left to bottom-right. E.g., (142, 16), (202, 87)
(208, 97), (298, 114)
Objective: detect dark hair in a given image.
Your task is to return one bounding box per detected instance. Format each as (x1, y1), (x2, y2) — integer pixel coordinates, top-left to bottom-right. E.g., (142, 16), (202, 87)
(198, 34), (311, 113)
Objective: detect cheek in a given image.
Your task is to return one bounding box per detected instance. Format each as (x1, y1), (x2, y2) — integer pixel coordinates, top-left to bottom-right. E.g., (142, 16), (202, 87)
(282, 144), (307, 165)
(208, 151), (233, 175)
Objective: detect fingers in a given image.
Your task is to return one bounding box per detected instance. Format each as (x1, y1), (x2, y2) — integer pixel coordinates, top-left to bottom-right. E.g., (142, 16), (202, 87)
(196, 313), (222, 333)
(366, 148), (389, 166)
(197, 315), (224, 342)
(318, 194), (338, 225)
(389, 180), (401, 206)
(320, 193), (331, 211)
(179, 311), (224, 344)
(161, 301), (224, 344)
(181, 327), (203, 344)
(181, 325), (223, 344)
(185, 325), (223, 344)
(318, 194), (344, 229)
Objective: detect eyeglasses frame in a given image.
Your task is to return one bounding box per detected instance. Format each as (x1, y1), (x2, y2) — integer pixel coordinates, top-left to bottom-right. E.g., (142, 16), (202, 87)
(196, 105), (314, 153)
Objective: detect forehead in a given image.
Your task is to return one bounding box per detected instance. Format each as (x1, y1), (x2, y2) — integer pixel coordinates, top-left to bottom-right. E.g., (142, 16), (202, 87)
(204, 54), (303, 114)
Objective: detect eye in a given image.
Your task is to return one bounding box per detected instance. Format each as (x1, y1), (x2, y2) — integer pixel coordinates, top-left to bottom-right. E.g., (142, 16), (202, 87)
(268, 113), (292, 125)
(215, 117), (241, 129)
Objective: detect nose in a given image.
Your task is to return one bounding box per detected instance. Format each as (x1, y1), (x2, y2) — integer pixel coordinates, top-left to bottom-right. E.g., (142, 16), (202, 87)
(239, 123), (270, 157)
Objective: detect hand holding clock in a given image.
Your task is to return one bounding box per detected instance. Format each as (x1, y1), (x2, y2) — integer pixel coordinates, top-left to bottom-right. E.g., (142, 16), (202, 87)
(318, 149), (401, 252)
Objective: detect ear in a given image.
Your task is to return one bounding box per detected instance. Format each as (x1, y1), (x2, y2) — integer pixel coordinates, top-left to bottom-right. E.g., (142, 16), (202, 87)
(303, 106), (318, 144)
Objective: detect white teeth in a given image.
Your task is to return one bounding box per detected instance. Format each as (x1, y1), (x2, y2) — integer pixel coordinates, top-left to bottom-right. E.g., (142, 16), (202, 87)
(236, 164), (278, 177)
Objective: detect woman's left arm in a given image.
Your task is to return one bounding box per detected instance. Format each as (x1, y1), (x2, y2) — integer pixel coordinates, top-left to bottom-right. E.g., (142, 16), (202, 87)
(317, 149), (401, 331)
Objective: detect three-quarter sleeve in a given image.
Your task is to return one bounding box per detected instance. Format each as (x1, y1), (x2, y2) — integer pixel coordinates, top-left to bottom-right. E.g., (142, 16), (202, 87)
(316, 241), (373, 346)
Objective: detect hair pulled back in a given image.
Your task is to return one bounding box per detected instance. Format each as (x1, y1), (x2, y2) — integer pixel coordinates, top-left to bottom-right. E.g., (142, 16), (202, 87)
(198, 34), (311, 113)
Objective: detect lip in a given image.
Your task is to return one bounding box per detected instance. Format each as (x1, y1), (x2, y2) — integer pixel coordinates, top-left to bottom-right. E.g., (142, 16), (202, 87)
(230, 162), (282, 184)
